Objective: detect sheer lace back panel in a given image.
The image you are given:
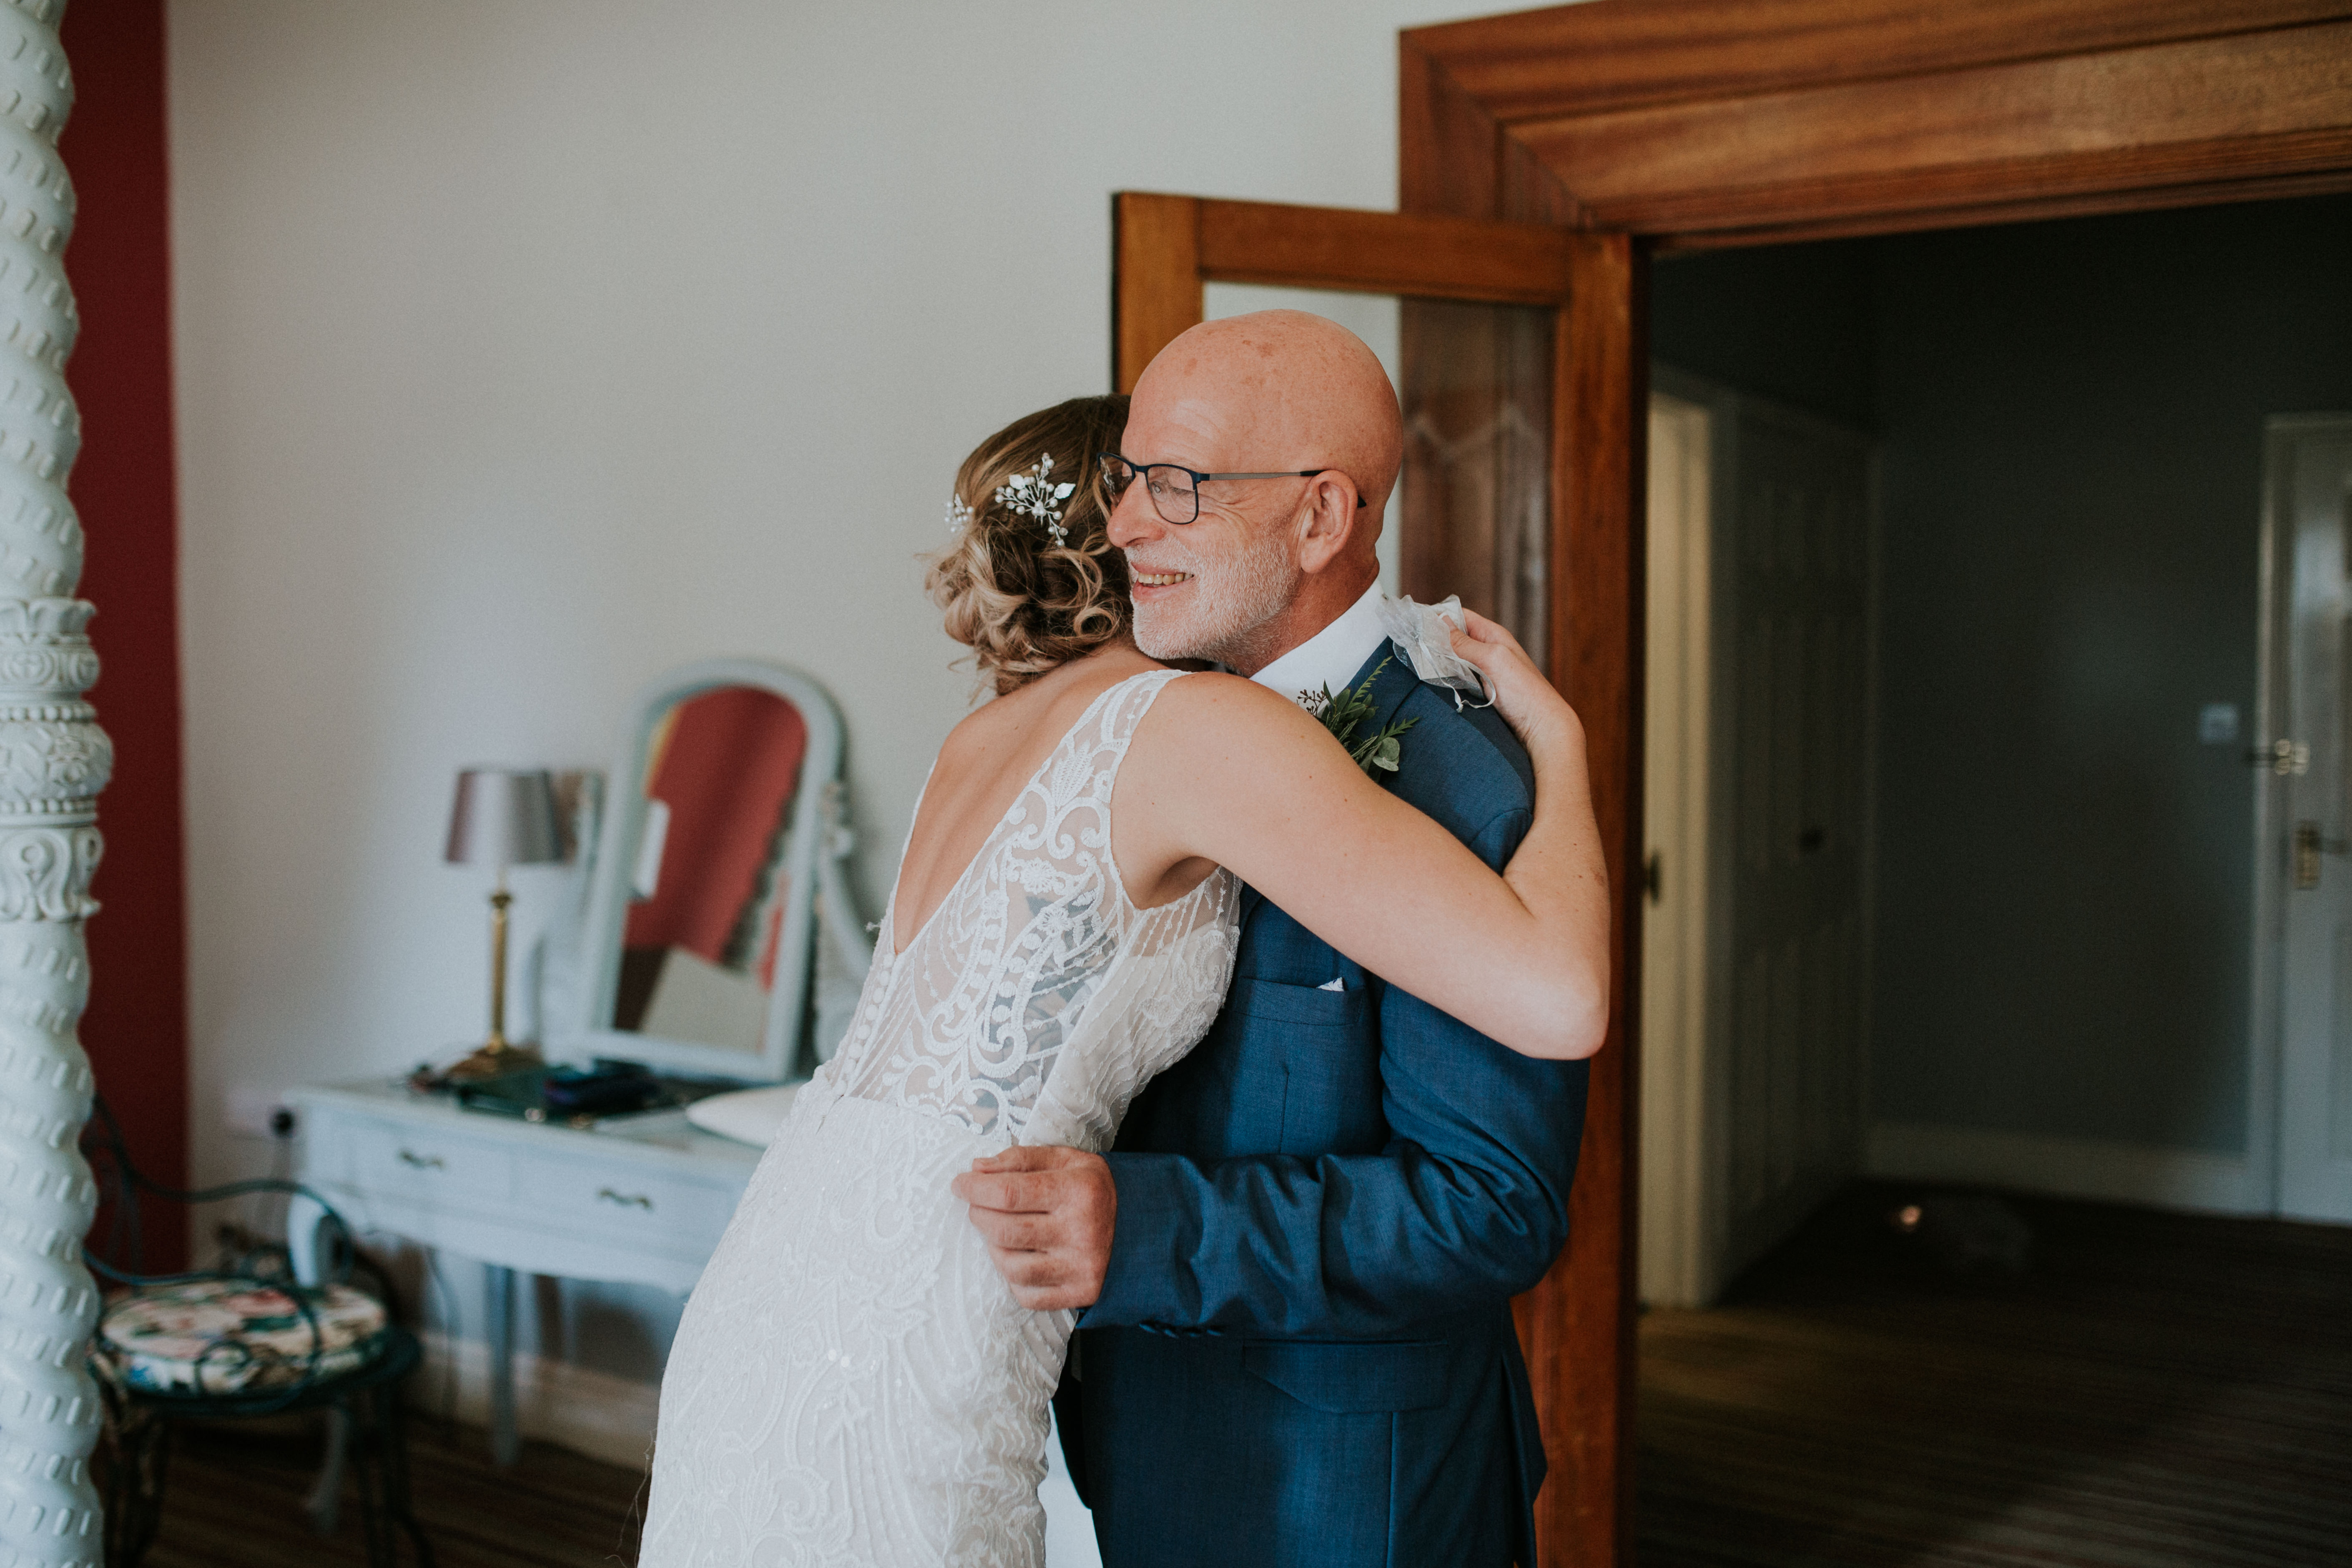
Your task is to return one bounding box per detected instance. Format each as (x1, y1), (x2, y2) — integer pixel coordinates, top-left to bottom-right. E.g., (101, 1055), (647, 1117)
(825, 669), (1238, 1152)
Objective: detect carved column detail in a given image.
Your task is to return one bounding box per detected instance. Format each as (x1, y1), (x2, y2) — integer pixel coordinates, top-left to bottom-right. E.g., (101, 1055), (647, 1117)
(0, 4), (108, 1564)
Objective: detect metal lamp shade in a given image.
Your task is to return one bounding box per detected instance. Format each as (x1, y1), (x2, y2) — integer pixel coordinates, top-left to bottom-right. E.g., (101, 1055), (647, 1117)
(445, 770), (564, 868)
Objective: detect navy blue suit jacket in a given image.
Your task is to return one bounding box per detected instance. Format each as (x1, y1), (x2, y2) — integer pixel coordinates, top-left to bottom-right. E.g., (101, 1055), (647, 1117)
(1059, 649), (1590, 1568)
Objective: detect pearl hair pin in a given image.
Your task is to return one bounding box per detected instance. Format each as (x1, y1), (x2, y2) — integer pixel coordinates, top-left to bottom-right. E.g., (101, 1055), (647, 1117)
(994, 454), (1078, 544)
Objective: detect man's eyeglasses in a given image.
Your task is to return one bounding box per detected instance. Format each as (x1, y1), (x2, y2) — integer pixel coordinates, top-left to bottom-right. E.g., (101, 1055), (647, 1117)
(1096, 454), (1367, 527)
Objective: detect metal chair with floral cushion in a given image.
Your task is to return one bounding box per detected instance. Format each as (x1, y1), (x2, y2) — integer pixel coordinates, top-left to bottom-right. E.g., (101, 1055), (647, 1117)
(81, 1099), (434, 1568)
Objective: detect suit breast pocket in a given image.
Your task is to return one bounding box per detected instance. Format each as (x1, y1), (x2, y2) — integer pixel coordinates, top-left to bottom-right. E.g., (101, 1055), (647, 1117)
(1232, 979), (1382, 1157)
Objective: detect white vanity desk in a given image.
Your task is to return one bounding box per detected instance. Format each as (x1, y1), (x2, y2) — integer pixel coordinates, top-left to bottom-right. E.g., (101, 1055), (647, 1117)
(289, 1078), (768, 1464)
(290, 658), (859, 1465)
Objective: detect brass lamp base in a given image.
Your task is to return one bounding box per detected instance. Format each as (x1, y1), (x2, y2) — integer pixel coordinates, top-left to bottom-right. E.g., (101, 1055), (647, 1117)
(444, 1039), (545, 1083)
(445, 881), (542, 1083)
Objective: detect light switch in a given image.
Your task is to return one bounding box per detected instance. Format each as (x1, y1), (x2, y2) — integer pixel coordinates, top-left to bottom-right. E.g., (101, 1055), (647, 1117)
(2198, 702), (2240, 745)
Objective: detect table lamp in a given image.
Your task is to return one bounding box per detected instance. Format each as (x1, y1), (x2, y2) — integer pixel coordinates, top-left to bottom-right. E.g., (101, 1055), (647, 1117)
(444, 768), (565, 1081)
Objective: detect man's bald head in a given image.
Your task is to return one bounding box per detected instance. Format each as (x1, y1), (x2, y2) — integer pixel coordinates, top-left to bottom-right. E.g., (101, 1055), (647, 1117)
(1110, 311), (1403, 672)
(1132, 310), (1403, 523)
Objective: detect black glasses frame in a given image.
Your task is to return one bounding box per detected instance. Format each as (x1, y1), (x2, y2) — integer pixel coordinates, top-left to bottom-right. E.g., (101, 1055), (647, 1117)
(1096, 453), (1368, 526)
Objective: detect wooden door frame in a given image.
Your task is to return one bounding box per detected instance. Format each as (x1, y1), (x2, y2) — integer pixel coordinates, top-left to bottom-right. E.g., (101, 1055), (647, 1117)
(1111, 195), (1588, 392)
(1397, 3), (2352, 1565)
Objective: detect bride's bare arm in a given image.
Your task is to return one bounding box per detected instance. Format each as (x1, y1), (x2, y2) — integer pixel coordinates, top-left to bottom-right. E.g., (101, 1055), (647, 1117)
(1115, 616), (1609, 1061)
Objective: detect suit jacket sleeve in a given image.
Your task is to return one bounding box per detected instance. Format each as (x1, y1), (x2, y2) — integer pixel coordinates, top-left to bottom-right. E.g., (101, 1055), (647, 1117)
(1084, 803), (1591, 1338)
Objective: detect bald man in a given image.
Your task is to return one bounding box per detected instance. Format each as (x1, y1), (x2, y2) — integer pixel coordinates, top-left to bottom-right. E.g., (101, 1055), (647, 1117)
(963, 311), (1589, 1568)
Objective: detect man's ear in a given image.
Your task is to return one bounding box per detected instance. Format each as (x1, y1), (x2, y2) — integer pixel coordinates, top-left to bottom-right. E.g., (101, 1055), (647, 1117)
(1293, 472), (1362, 576)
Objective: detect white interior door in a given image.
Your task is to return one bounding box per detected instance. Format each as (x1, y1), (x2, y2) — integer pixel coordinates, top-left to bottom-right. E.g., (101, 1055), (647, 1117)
(2269, 414), (2352, 1222)
(1641, 390), (1714, 1307)
(1641, 370), (1875, 1303)
(1719, 394), (1875, 1279)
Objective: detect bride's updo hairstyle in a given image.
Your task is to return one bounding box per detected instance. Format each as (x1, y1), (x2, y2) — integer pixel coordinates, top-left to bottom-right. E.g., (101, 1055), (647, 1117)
(926, 394), (1132, 697)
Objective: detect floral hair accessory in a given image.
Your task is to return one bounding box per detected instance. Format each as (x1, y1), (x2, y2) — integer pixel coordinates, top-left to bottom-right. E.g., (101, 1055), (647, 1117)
(994, 454), (1079, 544)
(945, 494), (975, 533)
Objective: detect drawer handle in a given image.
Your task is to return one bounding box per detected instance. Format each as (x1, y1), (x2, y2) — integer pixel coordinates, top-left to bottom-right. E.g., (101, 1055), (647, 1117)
(397, 1149), (446, 1170)
(598, 1187), (653, 1210)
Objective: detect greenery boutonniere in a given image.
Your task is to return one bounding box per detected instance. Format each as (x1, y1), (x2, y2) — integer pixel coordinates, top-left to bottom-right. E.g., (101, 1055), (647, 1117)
(1301, 656), (1418, 776)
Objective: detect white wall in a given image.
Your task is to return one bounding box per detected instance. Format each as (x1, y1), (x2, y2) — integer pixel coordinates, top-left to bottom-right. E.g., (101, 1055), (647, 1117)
(166, 0), (1504, 1388)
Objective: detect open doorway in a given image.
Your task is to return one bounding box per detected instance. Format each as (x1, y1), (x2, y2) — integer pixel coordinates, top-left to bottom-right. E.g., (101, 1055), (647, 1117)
(1632, 188), (2352, 1562)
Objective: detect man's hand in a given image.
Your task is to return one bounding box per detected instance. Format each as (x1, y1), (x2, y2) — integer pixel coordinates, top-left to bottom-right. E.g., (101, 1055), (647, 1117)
(950, 1145), (1116, 1311)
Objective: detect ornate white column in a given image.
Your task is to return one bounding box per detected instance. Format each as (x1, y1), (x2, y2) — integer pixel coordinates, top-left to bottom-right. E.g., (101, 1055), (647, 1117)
(0, 3), (110, 1564)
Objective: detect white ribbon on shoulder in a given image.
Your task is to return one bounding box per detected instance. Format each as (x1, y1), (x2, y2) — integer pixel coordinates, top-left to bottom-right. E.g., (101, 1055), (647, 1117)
(1375, 593), (1493, 711)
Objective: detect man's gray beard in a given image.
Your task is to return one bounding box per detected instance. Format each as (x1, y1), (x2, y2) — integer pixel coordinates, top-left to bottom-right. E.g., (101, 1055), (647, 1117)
(1132, 529), (1300, 666)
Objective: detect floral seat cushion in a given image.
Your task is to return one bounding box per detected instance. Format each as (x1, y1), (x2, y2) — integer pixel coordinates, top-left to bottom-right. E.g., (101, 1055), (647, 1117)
(96, 1278), (388, 1395)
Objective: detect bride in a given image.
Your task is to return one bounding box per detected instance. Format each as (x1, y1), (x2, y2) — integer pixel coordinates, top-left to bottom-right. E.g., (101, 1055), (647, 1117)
(638, 390), (1609, 1566)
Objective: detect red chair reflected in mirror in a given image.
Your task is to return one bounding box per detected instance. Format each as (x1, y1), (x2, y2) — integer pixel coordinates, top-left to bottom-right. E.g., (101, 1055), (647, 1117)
(612, 686), (809, 1051)
(568, 659), (856, 1084)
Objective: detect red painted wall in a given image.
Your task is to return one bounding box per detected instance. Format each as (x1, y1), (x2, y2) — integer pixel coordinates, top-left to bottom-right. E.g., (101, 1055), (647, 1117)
(63, 0), (188, 1268)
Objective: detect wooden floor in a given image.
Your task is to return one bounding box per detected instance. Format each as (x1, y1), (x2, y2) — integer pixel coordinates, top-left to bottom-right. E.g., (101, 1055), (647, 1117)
(146, 1419), (645, 1568)
(141, 1184), (2350, 1567)
(1639, 1184), (2352, 1568)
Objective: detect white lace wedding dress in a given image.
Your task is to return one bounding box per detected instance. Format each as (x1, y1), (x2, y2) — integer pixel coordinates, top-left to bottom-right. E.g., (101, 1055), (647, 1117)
(640, 670), (1239, 1567)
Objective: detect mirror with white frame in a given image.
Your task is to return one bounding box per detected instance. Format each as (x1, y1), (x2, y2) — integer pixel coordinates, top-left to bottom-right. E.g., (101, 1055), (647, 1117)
(563, 658), (863, 1083)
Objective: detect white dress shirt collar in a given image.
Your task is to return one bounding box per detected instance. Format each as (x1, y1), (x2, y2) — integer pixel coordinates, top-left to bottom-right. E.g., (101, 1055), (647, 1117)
(1250, 582), (1391, 709)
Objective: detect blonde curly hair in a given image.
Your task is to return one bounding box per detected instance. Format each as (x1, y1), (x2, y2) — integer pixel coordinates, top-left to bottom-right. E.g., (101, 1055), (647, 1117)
(926, 395), (1132, 697)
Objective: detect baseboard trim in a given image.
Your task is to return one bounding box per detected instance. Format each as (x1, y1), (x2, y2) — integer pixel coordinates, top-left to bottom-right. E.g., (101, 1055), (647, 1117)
(414, 1330), (658, 1471)
(1865, 1122), (2265, 1216)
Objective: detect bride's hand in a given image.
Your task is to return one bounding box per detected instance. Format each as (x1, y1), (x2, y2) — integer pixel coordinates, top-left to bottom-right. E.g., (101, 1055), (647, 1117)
(1448, 608), (1583, 766)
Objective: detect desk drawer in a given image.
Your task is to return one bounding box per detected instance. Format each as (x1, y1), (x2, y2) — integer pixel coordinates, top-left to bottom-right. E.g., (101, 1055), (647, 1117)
(518, 1158), (738, 1249)
(348, 1124), (514, 1207)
